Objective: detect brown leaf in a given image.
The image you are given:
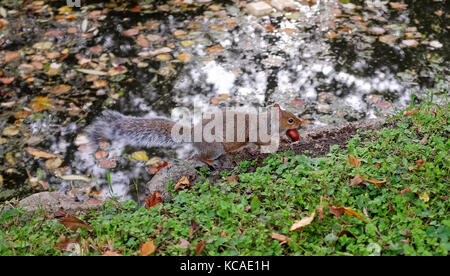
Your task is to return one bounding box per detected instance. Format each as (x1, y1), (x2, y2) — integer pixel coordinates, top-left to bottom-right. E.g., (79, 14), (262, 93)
(325, 31), (338, 39)
(289, 211), (316, 231)
(54, 237), (78, 251)
(25, 147), (60, 159)
(136, 35), (150, 48)
(4, 51), (20, 63)
(59, 216), (94, 231)
(348, 155), (361, 167)
(0, 77), (14, 85)
(226, 175), (239, 183)
(271, 232), (291, 244)
(178, 238), (190, 249)
(175, 176), (190, 190)
(51, 84), (71, 95)
(123, 28), (139, 37)
(145, 191), (163, 209)
(328, 205), (345, 218)
(189, 220), (199, 240)
(389, 2), (408, 11)
(399, 187), (411, 196)
(350, 173), (364, 187)
(205, 45), (224, 54)
(45, 157), (63, 169)
(102, 250), (122, 256)
(98, 158), (117, 169)
(139, 240), (157, 256)
(195, 240), (207, 256)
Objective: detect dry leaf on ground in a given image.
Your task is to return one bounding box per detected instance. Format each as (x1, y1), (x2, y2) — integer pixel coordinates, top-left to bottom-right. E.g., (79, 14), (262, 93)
(139, 240), (157, 256)
(290, 211), (316, 231)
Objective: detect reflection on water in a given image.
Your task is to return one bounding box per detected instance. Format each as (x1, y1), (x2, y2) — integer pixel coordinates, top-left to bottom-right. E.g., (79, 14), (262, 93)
(0, 0), (447, 201)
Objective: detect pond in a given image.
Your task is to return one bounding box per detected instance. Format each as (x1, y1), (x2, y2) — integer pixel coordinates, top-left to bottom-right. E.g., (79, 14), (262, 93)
(0, 0), (448, 202)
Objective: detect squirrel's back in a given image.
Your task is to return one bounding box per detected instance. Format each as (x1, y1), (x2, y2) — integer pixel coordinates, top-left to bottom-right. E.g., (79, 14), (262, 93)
(86, 110), (178, 148)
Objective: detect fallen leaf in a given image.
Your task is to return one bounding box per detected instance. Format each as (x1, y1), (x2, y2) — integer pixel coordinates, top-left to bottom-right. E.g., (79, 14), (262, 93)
(326, 31), (338, 39)
(91, 80), (108, 89)
(156, 54), (172, 61)
(0, 77), (14, 85)
(348, 155), (361, 167)
(180, 40), (195, 47)
(59, 216), (94, 231)
(271, 232), (291, 244)
(136, 35), (150, 48)
(379, 34), (398, 44)
(226, 175), (239, 183)
(389, 2), (408, 11)
(131, 151), (149, 161)
(178, 238), (190, 249)
(403, 108), (419, 117)
(4, 51), (20, 63)
(402, 39), (419, 48)
(175, 176), (190, 190)
(95, 150), (108, 160)
(139, 241), (157, 256)
(45, 158), (63, 169)
(289, 211), (316, 231)
(122, 28), (139, 36)
(173, 29), (187, 38)
(145, 191), (163, 209)
(2, 125), (19, 136)
(195, 241), (207, 256)
(399, 187), (411, 196)
(29, 96), (54, 112)
(361, 176), (386, 188)
(102, 251), (122, 256)
(98, 158), (117, 169)
(350, 173), (364, 187)
(189, 220), (199, 239)
(328, 205), (345, 218)
(51, 84), (71, 95)
(343, 207), (366, 222)
(148, 160), (170, 174)
(76, 69), (107, 75)
(54, 237), (78, 252)
(25, 147), (60, 159)
(177, 52), (192, 63)
(205, 45), (224, 54)
(419, 192), (429, 202)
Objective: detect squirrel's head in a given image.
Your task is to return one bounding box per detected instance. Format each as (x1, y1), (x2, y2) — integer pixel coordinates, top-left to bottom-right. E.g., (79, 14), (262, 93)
(273, 104), (302, 131)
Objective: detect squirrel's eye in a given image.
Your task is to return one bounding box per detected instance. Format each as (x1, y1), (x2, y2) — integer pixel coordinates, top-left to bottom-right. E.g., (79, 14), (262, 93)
(288, 118), (294, 124)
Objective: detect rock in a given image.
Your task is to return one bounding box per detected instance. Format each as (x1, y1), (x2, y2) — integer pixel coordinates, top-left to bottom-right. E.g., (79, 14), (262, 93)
(246, 1), (273, 16)
(270, 0), (296, 11)
(146, 158), (206, 201)
(17, 191), (103, 214)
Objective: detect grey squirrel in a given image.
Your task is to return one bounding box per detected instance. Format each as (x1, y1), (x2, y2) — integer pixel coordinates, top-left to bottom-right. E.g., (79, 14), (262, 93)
(86, 104), (302, 165)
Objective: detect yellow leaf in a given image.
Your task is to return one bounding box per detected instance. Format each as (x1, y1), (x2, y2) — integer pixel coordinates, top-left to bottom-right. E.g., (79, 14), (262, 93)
(156, 54), (172, 61)
(29, 96), (53, 112)
(177, 52), (192, 63)
(180, 40), (195, 47)
(289, 211), (315, 231)
(58, 5), (72, 13)
(131, 151), (149, 161)
(139, 241), (156, 256)
(361, 176), (386, 188)
(419, 192), (429, 203)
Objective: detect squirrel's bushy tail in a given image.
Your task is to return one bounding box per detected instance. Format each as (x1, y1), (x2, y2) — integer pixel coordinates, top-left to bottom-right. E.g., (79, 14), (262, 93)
(86, 110), (179, 148)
